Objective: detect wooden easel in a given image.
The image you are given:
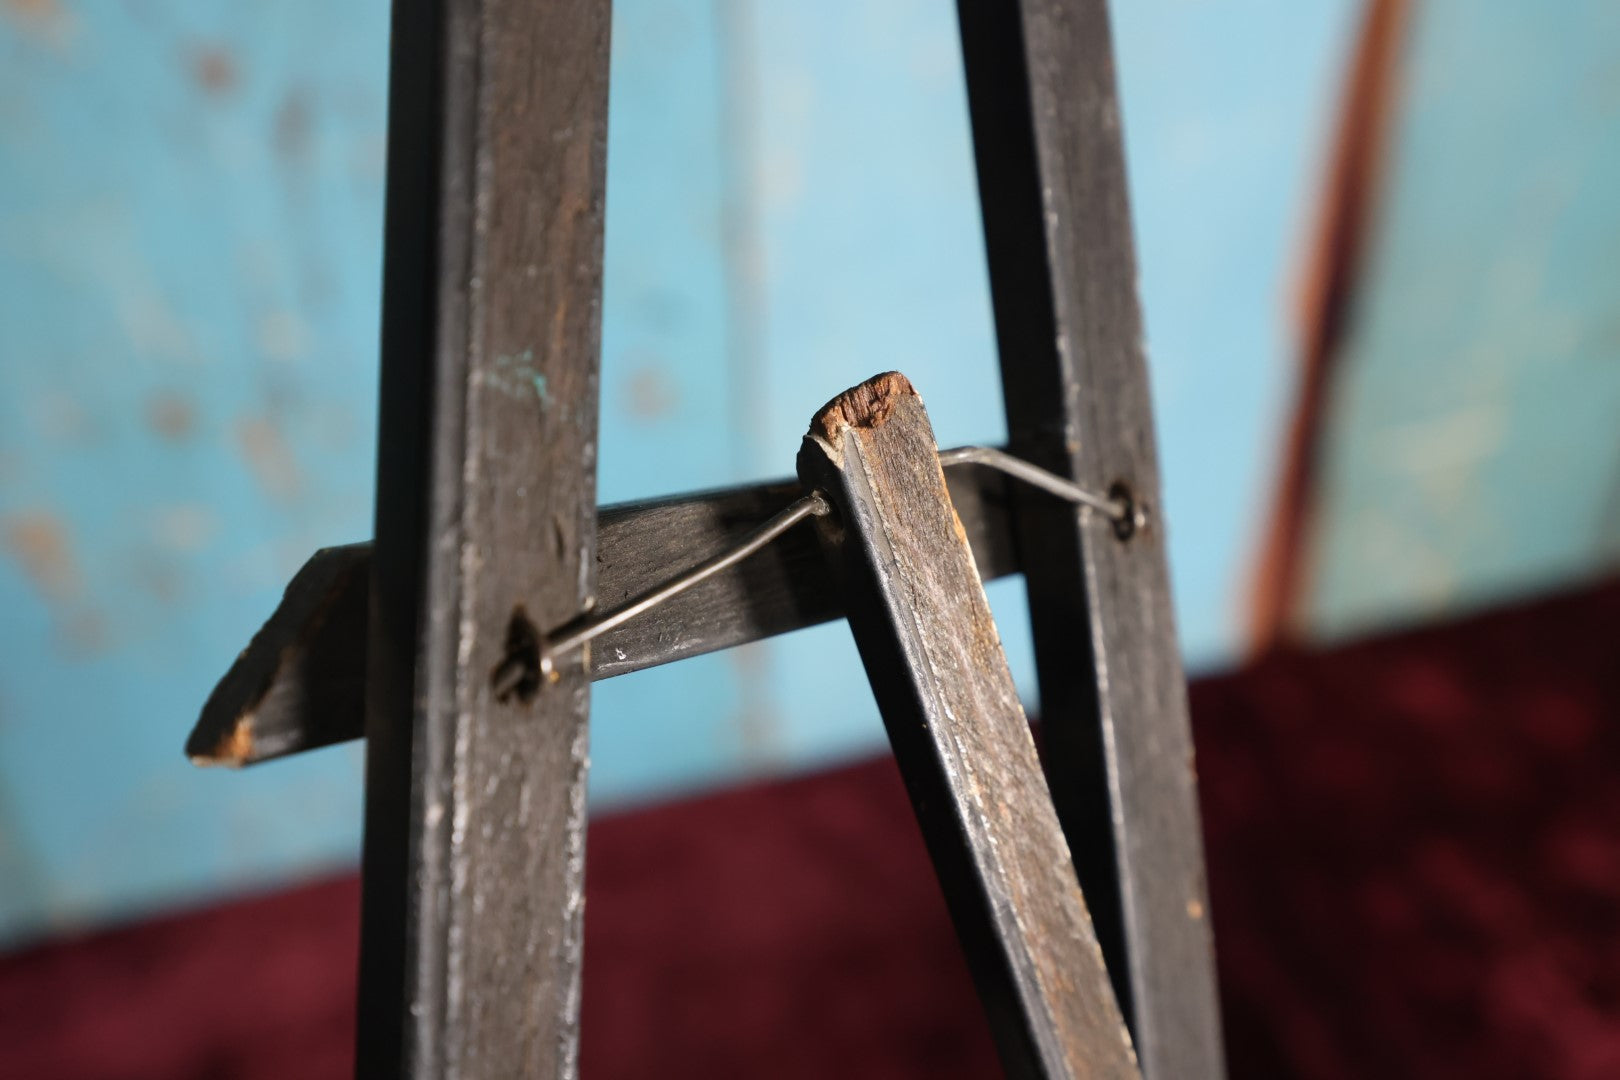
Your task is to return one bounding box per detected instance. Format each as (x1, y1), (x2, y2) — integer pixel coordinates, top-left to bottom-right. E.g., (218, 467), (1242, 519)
(187, 1), (1223, 1076)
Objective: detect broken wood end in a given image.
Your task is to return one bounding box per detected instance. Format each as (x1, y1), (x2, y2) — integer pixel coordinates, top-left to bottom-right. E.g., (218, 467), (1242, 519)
(809, 371), (917, 446)
(188, 714), (255, 768)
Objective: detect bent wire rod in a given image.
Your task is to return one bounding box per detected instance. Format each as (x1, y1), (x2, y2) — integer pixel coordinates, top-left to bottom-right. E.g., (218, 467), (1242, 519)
(939, 445), (1130, 522)
(507, 445), (1128, 692)
(495, 490), (832, 696)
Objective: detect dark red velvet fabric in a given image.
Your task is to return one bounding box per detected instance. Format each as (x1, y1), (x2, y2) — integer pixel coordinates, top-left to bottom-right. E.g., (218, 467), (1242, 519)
(3, 579), (1618, 1078)
(1198, 580), (1620, 1080)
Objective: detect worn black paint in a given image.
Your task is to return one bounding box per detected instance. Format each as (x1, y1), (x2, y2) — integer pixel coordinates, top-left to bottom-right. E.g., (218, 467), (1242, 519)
(800, 373), (1139, 1080)
(184, 464), (1016, 767)
(956, 1), (1225, 1075)
(193, 1), (1221, 1074)
(357, 0), (612, 1074)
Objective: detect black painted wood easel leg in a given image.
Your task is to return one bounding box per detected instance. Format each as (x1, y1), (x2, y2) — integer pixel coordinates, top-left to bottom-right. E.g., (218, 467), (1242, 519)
(956, 2), (1226, 1075)
(356, 0), (613, 1075)
(800, 372), (1139, 1080)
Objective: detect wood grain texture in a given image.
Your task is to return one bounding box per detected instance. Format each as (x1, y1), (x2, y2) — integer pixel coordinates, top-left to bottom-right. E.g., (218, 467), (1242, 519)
(799, 373), (1138, 1080)
(184, 465), (1014, 767)
(956, 1), (1225, 1075)
(357, 0), (611, 1075)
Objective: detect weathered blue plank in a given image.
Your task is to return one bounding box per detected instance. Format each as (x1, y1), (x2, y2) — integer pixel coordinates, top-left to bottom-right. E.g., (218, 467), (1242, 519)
(1306, 0), (1620, 638)
(0, 0), (389, 942)
(0, 0), (1359, 940)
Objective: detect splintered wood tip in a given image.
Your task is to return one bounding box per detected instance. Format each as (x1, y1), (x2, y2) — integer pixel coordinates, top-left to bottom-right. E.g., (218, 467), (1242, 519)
(191, 715), (255, 768)
(810, 372), (917, 443)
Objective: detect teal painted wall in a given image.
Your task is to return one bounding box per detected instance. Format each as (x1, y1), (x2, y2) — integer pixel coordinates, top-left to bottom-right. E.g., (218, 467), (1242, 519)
(1305, 0), (1620, 639)
(0, 1), (385, 941)
(0, 0), (1355, 942)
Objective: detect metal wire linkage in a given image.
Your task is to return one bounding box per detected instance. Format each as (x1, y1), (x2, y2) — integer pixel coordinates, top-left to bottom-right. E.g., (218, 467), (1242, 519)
(491, 491), (832, 696)
(506, 446), (1127, 688)
(937, 445), (1130, 522)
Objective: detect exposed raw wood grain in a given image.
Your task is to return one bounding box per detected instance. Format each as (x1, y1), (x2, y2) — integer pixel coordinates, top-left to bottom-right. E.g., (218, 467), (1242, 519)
(184, 464), (1015, 767)
(799, 373), (1139, 1080)
(356, 0), (612, 1074)
(186, 543), (369, 766)
(956, 1), (1225, 1075)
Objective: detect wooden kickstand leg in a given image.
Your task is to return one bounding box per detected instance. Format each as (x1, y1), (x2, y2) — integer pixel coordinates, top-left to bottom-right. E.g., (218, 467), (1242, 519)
(798, 372), (1141, 1080)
